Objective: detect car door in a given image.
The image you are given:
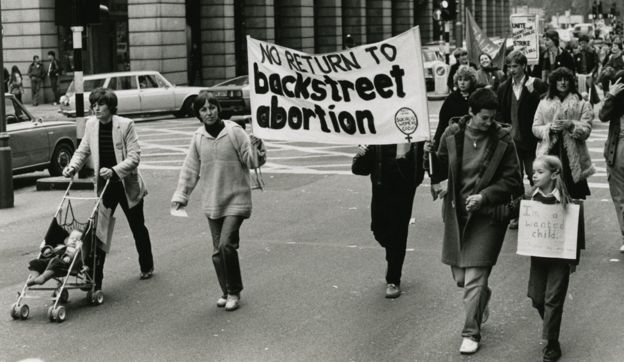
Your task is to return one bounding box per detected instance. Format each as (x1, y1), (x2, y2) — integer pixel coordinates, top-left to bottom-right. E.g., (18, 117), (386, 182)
(7, 97), (49, 170)
(138, 73), (175, 113)
(108, 75), (141, 114)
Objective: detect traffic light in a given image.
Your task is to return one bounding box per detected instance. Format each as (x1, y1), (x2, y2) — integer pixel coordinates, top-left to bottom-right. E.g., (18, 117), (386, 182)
(439, 0), (457, 21)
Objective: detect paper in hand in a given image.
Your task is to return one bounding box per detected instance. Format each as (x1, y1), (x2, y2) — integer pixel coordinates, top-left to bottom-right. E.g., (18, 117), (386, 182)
(170, 206), (188, 217)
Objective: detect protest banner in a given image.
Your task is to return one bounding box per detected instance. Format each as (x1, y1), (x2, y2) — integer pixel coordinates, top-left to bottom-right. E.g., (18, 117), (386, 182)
(516, 200), (580, 260)
(510, 14), (540, 65)
(465, 9), (507, 69)
(246, 27), (430, 145)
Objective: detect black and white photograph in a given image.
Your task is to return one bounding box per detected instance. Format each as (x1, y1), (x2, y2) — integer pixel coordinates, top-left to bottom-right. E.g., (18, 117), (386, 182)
(1, 0), (624, 361)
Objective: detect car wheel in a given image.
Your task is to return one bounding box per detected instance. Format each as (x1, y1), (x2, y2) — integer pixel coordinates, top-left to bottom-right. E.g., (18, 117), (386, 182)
(48, 142), (74, 176)
(175, 96), (195, 118)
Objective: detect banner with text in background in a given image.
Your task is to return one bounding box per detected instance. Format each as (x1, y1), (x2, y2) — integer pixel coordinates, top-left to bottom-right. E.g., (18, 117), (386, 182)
(247, 27), (430, 145)
(510, 14), (540, 65)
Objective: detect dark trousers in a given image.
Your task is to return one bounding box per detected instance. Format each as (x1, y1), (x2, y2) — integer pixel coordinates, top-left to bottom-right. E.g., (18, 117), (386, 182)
(528, 257), (570, 341)
(31, 78), (41, 105)
(102, 181), (154, 273)
(208, 216), (244, 295)
(49, 76), (59, 103)
(516, 147), (536, 186)
(385, 235), (407, 285)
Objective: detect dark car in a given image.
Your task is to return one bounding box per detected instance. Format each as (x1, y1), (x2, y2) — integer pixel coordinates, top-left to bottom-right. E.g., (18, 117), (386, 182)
(205, 75), (251, 126)
(6, 94), (76, 176)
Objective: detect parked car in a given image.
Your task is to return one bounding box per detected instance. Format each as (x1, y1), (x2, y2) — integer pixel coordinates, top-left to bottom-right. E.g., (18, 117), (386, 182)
(205, 75), (251, 126)
(6, 94), (76, 176)
(572, 23), (595, 39)
(59, 71), (204, 118)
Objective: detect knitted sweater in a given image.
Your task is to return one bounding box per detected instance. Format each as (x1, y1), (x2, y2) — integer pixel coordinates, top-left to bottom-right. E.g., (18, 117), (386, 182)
(171, 121), (266, 218)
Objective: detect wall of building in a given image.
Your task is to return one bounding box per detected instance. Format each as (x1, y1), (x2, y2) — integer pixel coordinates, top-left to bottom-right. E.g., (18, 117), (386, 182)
(2, 0), (58, 104)
(128, 0), (187, 86)
(1, 0), (513, 105)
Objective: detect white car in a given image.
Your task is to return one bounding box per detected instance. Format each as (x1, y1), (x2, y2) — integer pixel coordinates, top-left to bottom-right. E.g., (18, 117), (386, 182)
(59, 70), (204, 117)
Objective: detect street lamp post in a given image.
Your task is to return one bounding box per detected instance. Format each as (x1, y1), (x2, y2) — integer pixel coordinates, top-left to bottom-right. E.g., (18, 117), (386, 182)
(0, 1), (15, 209)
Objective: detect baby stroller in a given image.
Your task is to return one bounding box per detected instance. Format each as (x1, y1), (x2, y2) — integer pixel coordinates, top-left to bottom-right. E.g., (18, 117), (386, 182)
(10, 180), (110, 323)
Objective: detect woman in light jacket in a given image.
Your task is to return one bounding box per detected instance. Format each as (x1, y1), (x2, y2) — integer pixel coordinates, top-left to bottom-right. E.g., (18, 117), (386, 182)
(533, 67), (595, 200)
(171, 91), (266, 312)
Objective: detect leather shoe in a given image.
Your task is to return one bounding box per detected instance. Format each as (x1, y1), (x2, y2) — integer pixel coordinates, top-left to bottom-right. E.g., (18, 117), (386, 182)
(385, 283), (401, 298)
(140, 268), (154, 280)
(543, 340), (561, 362)
(459, 337), (479, 354)
(217, 295), (227, 308)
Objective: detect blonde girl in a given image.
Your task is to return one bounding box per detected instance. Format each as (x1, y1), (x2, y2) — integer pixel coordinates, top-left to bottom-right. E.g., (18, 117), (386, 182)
(526, 155), (584, 362)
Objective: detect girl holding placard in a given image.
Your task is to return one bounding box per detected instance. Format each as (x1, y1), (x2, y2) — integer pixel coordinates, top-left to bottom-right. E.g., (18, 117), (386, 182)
(525, 155), (584, 362)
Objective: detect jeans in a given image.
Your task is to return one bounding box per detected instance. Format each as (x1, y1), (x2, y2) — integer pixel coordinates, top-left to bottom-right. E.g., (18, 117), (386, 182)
(102, 180), (154, 273)
(528, 257), (570, 341)
(208, 216), (244, 295)
(31, 78), (41, 105)
(49, 76), (59, 103)
(452, 266), (492, 342)
(607, 137), (624, 243)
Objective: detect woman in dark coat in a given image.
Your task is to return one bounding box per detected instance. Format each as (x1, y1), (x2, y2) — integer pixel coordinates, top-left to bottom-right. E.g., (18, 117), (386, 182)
(431, 66), (478, 186)
(434, 88), (523, 355)
(352, 142), (425, 298)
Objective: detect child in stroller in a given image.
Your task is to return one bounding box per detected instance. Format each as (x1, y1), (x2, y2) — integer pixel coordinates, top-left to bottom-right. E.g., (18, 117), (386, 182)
(27, 229), (83, 286)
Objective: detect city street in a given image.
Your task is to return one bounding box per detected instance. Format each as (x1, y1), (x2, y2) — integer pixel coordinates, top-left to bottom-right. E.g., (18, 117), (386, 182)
(2, 102), (624, 361)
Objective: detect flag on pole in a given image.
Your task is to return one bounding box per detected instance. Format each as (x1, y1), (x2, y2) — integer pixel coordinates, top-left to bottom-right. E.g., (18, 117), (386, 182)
(465, 8), (507, 70)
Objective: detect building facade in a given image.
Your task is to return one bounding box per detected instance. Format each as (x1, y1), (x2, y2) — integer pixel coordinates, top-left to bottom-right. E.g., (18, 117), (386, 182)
(1, 0), (510, 104)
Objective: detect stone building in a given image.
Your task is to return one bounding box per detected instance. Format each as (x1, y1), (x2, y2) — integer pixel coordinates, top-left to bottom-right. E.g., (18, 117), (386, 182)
(1, 0), (510, 104)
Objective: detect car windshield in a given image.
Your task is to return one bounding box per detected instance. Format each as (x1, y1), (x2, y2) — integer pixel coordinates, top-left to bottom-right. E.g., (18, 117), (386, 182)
(66, 78), (106, 93)
(422, 51), (439, 62)
(215, 76), (249, 87)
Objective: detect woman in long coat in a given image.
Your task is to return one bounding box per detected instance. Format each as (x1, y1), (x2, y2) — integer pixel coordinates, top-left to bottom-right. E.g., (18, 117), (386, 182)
(435, 88), (523, 355)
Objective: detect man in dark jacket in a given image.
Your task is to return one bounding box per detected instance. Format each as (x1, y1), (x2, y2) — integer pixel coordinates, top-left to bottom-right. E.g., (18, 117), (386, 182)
(27, 55), (45, 106)
(574, 35), (600, 104)
(539, 30), (575, 83)
(47, 51), (60, 105)
(496, 50), (546, 228)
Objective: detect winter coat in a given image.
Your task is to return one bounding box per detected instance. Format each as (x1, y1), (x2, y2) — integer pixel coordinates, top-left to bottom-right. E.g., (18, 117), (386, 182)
(496, 75), (547, 151)
(352, 143), (425, 245)
(532, 93), (596, 183)
(436, 117), (523, 267)
(599, 92), (624, 167)
(171, 121), (266, 219)
(431, 90), (470, 183)
(68, 115), (148, 209)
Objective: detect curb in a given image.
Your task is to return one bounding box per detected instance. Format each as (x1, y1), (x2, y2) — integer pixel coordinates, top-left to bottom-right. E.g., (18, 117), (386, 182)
(36, 177), (94, 191)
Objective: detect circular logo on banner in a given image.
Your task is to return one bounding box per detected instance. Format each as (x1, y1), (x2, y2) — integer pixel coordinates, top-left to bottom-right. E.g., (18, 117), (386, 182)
(436, 66), (446, 76)
(394, 107), (418, 142)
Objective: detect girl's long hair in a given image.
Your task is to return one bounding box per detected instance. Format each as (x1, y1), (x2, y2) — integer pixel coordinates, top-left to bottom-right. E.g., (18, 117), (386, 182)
(531, 155), (571, 208)
(9, 65), (21, 83)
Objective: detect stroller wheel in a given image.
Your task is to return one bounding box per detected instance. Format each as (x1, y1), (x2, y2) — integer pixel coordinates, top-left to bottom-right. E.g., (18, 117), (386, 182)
(10, 303), (20, 320)
(18, 304), (30, 320)
(93, 290), (104, 305)
(53, 306), (66, 323)
(48, 306), (55, 322)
